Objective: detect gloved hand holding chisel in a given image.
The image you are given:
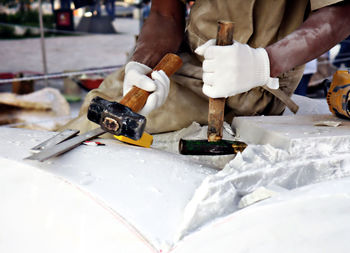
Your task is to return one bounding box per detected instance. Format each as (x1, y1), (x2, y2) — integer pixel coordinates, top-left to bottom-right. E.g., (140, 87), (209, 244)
(195, 40), (279, 98)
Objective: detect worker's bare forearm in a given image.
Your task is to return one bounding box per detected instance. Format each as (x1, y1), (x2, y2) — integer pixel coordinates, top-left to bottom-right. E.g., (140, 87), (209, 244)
(131, 0), (185, 68)
(266, 2), (350, 77)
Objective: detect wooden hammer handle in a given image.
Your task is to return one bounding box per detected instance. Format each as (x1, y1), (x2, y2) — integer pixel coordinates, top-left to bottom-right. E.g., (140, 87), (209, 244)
(120, 53), (183, 112)
(207, 21), (234, 142)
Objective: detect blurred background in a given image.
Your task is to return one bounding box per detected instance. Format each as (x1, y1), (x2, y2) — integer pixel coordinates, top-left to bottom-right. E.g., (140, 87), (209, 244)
(0, 0), (152, 131)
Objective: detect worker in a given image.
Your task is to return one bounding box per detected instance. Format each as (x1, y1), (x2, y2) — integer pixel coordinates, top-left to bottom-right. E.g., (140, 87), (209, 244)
(64, 0), (350, 135)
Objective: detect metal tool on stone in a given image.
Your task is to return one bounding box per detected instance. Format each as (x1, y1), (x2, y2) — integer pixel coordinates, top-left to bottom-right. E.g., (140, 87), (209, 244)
(179, 21), (247, 156)
(26, 53), (183, 161)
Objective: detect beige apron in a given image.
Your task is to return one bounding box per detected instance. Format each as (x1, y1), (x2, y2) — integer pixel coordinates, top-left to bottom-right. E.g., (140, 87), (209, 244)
(63, 0), (344, 135)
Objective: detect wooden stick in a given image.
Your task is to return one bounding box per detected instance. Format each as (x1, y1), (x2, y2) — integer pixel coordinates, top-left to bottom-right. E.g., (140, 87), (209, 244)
(207, 21), (234, 142)
(120, 53), (183, 112)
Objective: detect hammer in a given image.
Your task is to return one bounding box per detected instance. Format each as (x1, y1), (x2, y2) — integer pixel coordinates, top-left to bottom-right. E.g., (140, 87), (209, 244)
(87, 53), (183, 146)
(179, 21), (247, 156)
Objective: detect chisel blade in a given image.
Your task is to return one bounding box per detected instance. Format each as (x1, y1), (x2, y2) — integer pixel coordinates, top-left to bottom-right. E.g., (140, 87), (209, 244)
(25, 128), (106, 162)
(30, 129), (80, 153)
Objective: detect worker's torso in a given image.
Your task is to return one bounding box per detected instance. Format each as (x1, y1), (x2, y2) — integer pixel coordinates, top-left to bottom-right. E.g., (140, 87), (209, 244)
(179, 0), (342, 115)
(186, 0), (311, 51)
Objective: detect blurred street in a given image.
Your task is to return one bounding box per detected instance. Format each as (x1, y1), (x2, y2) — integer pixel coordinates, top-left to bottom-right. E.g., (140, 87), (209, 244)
(0, 3), (142, 123)
(0, 18), (139, 73)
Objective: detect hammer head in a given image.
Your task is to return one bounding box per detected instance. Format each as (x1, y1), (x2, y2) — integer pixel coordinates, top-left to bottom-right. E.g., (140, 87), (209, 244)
(87, 96), (146, 140)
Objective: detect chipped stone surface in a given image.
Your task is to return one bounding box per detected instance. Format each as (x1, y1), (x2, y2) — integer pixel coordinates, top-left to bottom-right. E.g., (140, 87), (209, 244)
(232, 114), (350, 152)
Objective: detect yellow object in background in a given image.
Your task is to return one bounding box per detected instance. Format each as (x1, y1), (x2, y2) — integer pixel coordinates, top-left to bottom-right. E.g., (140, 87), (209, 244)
(327, 70), (350, 119)
(114, 132), (153, 148)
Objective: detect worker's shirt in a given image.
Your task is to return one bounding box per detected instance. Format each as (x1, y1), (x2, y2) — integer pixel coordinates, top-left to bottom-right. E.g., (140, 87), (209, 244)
(173, 0), (346, 117)
(186, 0), (344, 52)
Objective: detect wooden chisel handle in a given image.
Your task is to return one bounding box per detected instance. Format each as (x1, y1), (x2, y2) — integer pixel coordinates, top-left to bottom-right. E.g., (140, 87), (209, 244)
(207, 21), (234, 142)
(120, 53), (183, 112)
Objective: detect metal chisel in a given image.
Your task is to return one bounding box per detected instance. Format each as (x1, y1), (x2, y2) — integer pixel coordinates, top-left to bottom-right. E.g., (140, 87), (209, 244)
(25, 128), (105, 162)
(30, 129), (80, 153)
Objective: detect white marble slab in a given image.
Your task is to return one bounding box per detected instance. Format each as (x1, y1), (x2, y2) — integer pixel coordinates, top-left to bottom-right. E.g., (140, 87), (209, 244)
(232, 114), (350, 153)
(0, 127), (216, 251)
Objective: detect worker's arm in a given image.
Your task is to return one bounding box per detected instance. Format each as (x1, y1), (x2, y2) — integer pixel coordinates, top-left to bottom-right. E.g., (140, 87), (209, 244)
(196, 2), (350, 99)
(132, 0), (186, 68)
(123, 0), (185, 115)
(267, 2), (350, 77)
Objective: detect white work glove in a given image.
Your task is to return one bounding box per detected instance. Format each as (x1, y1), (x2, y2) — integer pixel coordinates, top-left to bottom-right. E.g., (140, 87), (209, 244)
(195, 39), (279, 98)
(123, 61), (170, 116)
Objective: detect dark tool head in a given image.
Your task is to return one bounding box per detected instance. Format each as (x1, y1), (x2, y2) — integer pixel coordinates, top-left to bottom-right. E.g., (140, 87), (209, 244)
(87, 96), (146, 140)
(179, 139), (247, 156)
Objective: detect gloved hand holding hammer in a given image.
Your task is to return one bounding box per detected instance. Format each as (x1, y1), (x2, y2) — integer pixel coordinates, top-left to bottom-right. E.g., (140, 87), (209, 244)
(123, 61), (170, 116)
